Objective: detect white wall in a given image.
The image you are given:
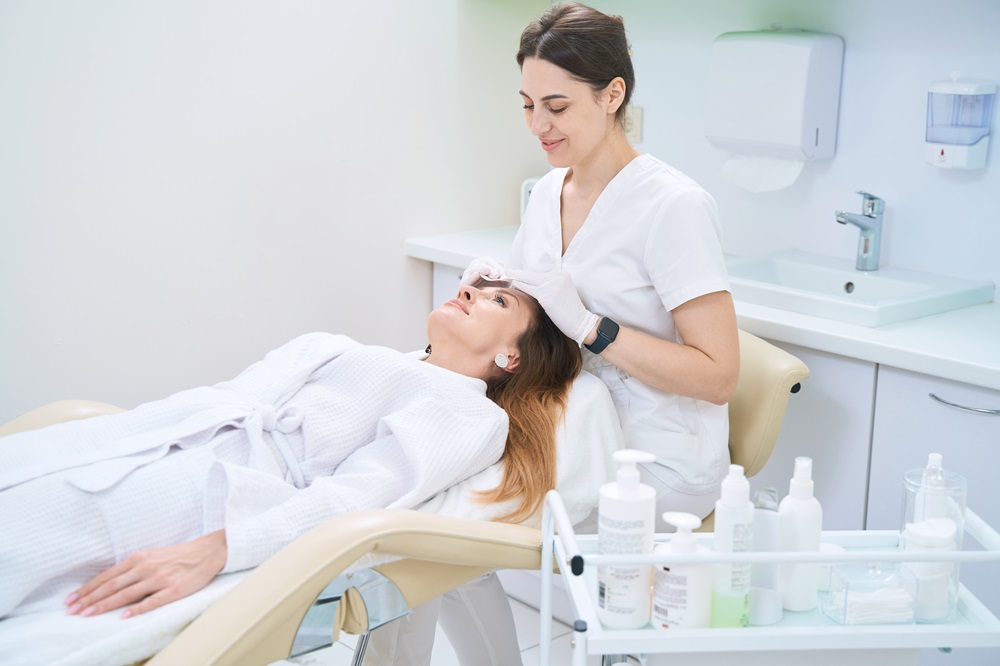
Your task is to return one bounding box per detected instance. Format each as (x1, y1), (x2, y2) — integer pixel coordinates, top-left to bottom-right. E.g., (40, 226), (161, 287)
(590, 0), (1000, 287)
(0, 0), (548, 422)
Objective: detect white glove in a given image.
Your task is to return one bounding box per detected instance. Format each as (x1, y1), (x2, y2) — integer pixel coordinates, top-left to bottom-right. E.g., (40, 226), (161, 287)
(460, 256), (506, 287)
(507, 269), (600, 347)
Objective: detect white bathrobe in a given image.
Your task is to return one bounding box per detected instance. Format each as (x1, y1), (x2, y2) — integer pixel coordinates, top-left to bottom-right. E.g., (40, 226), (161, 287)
(0, 332), (507, 617)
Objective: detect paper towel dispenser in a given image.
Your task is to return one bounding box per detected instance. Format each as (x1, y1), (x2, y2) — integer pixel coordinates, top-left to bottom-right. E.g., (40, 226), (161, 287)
(704, 30), (844, 160)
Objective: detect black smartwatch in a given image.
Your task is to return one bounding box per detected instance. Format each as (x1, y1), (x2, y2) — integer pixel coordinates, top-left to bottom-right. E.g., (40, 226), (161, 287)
(585, 317), (620, 354)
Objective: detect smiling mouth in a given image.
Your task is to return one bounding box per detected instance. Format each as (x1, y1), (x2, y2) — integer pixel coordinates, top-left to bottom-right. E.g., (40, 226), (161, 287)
(541, 138), (563, 152)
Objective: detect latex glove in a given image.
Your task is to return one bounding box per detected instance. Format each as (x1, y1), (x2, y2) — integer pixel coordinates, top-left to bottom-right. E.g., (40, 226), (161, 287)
(65, 530), (227, 618)
(507, 269), (599, 347)
(460, 256), (507, 287)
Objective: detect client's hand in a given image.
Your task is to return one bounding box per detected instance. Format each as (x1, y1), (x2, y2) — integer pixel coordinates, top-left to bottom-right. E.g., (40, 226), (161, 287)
(65, 529), (228, 619)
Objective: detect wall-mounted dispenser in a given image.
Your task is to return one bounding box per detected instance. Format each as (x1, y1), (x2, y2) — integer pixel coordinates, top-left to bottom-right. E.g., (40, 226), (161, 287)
(925, 79), (996, 169)
(704, 30), (845, 161)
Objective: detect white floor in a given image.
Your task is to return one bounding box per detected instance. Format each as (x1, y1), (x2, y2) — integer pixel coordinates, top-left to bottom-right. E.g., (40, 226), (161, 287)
(288, 597), (603, 665)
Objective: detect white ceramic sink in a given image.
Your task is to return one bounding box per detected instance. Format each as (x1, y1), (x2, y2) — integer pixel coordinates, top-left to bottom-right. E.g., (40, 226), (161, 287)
(726, 250), (995, 327)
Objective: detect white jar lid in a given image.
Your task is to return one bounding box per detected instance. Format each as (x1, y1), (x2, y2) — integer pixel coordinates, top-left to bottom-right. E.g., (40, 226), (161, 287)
(929, 79), (997, 96)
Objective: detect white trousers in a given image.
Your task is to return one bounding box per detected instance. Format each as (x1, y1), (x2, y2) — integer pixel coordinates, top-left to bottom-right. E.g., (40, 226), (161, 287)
(362, 475), (717, 665)
(362, 571), (522, 666)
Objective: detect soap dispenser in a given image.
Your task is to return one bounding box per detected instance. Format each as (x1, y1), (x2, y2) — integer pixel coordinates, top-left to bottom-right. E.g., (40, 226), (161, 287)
(596, 449), (657, 629)
(925, 78), (997, 169)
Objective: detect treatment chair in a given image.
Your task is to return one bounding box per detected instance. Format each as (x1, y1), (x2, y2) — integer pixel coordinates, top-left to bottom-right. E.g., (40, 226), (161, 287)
(0, 330), (808, 666)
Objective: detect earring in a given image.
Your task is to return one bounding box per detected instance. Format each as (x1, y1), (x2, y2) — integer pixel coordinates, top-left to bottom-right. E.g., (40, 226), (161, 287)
(425, 344), (432, 355)
(494, 353), (509, 369)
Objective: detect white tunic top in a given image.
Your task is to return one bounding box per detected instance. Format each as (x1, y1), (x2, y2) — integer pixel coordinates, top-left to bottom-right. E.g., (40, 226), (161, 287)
(0, 333), (507, 573)
(508, 154), (730, 494)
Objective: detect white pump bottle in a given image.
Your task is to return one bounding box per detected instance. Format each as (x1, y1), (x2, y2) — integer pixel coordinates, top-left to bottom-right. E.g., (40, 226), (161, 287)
(710, 464), (754, 627)
(653, 512), (713, 628)
(779, 456), (823, 611)
(597, 449), (657, 629)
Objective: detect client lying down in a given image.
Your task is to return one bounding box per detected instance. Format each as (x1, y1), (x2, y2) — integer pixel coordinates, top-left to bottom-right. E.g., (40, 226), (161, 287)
(0, 283), (581, 621)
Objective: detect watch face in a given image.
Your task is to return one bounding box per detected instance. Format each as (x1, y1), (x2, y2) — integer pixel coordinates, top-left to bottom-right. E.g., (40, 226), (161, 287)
(599, 318), (619, 342)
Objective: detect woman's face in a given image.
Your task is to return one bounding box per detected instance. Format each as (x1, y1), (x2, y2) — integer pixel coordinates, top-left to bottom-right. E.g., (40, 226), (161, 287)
(426, 285), (533, 373)
(520, 56), (619, 169)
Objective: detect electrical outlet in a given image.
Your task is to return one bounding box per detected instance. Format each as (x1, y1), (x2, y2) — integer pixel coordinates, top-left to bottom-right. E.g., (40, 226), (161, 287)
(623, 106), (643, 144)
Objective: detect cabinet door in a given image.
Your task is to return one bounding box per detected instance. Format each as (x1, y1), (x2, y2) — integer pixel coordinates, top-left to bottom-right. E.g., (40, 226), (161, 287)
(432, 263), (464, 309)
(867, 366), (1000, 666)
(751, 342), (877, 531)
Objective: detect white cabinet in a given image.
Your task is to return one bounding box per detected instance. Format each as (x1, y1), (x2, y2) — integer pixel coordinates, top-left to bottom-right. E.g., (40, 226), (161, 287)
(432, 263), (464, 307)
(867, 366), (1000, 666)
(750, 341), (877, 531)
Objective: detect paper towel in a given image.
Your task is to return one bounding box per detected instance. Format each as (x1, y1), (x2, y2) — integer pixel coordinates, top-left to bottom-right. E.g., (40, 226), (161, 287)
(722, 155), (804, 192)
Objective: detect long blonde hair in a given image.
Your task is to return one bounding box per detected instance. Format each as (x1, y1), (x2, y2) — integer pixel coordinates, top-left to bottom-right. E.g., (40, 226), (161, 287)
(480, 293), (581, 523)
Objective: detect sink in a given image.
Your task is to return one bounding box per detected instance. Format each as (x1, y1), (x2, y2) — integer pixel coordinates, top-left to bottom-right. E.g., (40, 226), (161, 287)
(726, 250), (995, 326)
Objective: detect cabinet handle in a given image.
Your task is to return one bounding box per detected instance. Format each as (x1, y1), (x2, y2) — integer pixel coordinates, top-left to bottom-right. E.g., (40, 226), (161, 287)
(928, 393), (1000, 415)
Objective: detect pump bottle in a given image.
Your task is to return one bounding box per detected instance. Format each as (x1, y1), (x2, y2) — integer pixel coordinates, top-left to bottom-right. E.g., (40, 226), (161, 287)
(778, 456), (823, 611)
(653, 512), (713, 628)
(710, 464), (753, 628)
(597, 449), (657, 629)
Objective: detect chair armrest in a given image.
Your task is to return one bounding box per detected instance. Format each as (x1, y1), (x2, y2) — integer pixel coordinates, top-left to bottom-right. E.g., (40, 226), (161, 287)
(0, 400), (125, 438)
(149, 509), (542, 666)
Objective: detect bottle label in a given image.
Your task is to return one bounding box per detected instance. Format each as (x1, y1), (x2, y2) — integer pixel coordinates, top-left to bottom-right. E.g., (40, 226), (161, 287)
(653, 568), (690, 627)
(596, 513), (651, 618)
(716, 522), (752, 593)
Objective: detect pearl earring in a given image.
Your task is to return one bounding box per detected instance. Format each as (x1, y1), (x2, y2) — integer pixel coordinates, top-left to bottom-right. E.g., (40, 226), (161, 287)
(494, 354), (509, 369)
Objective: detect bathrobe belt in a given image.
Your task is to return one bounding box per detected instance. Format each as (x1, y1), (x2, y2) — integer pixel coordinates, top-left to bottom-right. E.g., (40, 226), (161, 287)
(243, 404), (306, 489)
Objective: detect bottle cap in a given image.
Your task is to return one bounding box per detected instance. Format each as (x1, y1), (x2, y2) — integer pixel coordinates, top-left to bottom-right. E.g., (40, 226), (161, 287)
(789, 456), (815, 499)
(661, 511), (701, 553)
(719, 464), (749, 507)
(613, 449), (655, 496)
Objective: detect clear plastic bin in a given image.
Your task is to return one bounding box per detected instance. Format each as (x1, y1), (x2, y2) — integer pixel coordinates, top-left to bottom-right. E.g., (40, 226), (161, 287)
(820, 563), (917, 625)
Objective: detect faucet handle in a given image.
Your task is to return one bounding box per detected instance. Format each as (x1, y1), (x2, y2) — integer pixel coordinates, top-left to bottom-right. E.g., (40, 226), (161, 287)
(855, 191), (884, 217)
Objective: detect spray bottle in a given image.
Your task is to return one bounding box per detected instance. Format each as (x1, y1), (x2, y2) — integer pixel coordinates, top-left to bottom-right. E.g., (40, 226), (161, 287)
(597, 449), (657, 629)
(779, 457), (823, 611)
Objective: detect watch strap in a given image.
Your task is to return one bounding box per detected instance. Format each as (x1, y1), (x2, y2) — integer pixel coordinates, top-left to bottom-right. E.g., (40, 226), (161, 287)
(585, 317), (620, 354)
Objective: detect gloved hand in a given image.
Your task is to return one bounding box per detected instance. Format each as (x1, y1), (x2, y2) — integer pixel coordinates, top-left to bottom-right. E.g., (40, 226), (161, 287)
(507, 269), (600, 347)
(460, 256), (506, 287)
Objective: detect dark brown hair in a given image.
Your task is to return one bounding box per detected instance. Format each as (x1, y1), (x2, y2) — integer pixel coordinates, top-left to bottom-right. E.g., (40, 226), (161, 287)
(516, 2), (635, 125)
(481, 289), (581, 523)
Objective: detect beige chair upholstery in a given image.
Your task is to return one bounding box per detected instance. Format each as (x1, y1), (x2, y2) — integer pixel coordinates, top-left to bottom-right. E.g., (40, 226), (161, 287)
(729, 330), (809, 477)
(0, 399), (124, 438)
(0, 329), (808, 664)
(699, 330), (810, 531)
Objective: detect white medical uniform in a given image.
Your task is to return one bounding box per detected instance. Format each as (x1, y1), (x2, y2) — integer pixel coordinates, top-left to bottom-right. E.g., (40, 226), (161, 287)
(372, 155), (733, 666)
(0, 333), (507, 618)
(509, 153), (731, 511)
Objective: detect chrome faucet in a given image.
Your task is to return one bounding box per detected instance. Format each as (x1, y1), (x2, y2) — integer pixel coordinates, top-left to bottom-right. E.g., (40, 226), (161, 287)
(836, 191), (884, 271)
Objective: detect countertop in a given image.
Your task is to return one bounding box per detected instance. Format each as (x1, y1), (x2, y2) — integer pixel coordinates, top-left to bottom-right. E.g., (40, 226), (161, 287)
(405, 226), (1000, 391)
